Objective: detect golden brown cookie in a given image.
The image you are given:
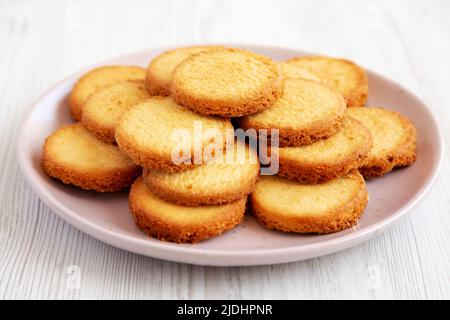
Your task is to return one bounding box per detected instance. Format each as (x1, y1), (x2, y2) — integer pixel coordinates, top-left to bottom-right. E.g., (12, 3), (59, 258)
(129, 177), (246, 243)
(250, 170), (368, 234)
(145, 45), (223, 96)
(281, 56), (368, 106)
(69, 65), (145, 120)
(81, 80), (151, 144)
(236, 78), (346, 147)
(172, 48), (283, 117)
(115, 96), (234, 172)
(41, 123), (141, 192)
(347, 107), (417, 178)
(274, 117), (372, 183)
(143, 139), (260, 206)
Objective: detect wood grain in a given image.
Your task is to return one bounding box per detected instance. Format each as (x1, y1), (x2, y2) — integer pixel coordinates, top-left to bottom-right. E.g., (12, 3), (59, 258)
(0, 0), (449, 299)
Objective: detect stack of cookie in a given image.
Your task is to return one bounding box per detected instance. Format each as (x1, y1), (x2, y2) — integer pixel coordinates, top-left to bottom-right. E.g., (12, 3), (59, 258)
(41, 45), (417, 243)
(247, 56), (416, 233)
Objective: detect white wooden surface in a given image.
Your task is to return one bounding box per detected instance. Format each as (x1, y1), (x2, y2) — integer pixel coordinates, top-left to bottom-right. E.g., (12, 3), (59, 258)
(0, 0), (449, 300)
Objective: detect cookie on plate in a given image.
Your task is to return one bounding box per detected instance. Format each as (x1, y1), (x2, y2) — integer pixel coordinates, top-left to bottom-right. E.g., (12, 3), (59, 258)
(115, 96), (234, 172)
(81, 80), (151, 144)
(281, 56), (368, 106)
(41, 123), (141, 192)
(251, 170), (368, 234)
(69, 65), (145, 120)
(172, 48), (283, 117)
(236, 78), (346, 147)
(145, 45), (223, 96)
(129, 177), (246, 243)
(275, 117), (372, 183)
(143, 139), (260, 206)
(347, 107), (417, 178)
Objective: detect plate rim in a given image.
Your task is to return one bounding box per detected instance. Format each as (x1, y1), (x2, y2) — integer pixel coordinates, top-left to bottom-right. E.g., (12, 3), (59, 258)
(16, 44), (445, 266)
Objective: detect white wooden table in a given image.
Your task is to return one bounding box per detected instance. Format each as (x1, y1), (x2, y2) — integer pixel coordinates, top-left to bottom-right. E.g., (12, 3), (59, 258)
(1, 0), (449, 299)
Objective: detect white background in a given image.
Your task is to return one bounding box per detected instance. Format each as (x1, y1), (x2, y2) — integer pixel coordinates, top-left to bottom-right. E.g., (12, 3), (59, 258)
(0, 0), (449, 299)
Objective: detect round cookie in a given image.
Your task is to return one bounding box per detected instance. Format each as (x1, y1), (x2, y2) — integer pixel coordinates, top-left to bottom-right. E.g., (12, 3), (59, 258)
(251, 170), (368, 234)
(143, 140), (260, 206)
(281, 56), (368, 106)
(274, 117), (372, 183)
(236, 78), (346, 147)
(145, 45), (223, 96)
(172, 48), (283, 117)
(81, 80), (151, 144)
(41, 123), (141, 192)
(70, 65), (146, 121)
(129, 177), (246, 243)
(347, 107), (417, 178)
(115, 96), (234, 172)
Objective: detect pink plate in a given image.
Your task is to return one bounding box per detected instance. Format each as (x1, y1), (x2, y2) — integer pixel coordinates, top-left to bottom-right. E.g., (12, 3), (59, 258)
(16, 45), (444, 266)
